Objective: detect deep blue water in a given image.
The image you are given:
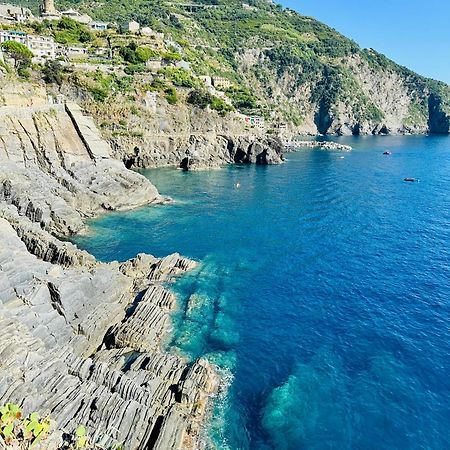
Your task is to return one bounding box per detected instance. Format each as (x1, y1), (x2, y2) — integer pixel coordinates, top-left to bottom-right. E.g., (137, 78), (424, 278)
(73, 136), (450, 450)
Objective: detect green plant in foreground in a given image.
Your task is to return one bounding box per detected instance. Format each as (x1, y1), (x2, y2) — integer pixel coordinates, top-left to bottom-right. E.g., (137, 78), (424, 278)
(75, 425), (88, 449)
(0, 403), (51, 448)
(0, 404), (123, 449)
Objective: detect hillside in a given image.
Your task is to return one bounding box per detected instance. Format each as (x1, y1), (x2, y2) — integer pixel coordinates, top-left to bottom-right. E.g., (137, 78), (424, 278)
(4, 0), (450, 135)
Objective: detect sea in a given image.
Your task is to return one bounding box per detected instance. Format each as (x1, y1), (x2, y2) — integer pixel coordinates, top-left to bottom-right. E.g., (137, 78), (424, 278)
(72, 136), (450, 450)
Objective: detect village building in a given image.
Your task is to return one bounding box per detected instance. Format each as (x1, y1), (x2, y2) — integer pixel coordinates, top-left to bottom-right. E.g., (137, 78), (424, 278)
(60, 8), (92, 24)
(0, 29), (27, 45)
(0, 29), (56, 59)
(27, 34), (57, 59)
(212, 76), (233, 90)
(275, 122), (288, 132)
(65, 46), (88, 58)
(199, 75), (212, 87)
(140, 26), (153, 36)
(127, 20), (140, 33)
(92, 47), (109, 57)
(90, 21), (108, 31)
(245, 115), (265, 129)
(0, 4), (33, 24)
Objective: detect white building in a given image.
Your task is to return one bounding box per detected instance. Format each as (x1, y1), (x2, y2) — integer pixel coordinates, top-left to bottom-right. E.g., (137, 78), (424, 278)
(140, 26), (153, 36)
(127, 20), (140, 33)
(93, 47), (109, 57)
(60, 9), (92, 24)
(0, 4), (33, 24)
(65, 46), (88, 58)
(27, 35), (56, 58)
(0, 30), (27, 45)
(90, 21), (108, 31)
(199, 75), (212, 87)
(245, 116), (265, 129)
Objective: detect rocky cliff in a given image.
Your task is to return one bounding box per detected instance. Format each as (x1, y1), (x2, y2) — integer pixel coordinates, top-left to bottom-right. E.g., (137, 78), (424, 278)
(61, 88), (285, 170)
(0, 84), (218, 449)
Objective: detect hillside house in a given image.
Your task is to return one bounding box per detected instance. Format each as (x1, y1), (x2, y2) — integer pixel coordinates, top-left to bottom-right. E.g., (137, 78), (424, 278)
(0, 30), (26, 45)
(245, 116), (265, 129)
(212, 76), (232, 90)
(60, 8), (92, 24)
(90, 21), (108, 31)
(0, 4), (33, 24)
(127, 20), (140, 33)
(27, 35), (56, 58)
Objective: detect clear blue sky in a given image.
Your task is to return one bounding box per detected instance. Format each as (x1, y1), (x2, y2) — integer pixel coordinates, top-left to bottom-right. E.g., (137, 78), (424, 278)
(281, 0), (450, 84)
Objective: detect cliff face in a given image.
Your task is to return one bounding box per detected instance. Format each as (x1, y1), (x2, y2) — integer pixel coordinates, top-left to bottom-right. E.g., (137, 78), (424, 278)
(237, 50), (450, 136)
(68, 91), (285, 170)
(0, 84), (217, 449)
(0, 86), (161, 234)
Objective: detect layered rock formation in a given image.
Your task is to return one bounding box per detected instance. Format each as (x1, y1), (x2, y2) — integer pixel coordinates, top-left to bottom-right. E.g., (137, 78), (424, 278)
(0, 89), (217, 449)
(0, 98), (161, 235)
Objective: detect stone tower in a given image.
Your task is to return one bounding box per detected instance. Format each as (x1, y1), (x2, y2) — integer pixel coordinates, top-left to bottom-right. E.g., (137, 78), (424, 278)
(42, 0), (56, 14)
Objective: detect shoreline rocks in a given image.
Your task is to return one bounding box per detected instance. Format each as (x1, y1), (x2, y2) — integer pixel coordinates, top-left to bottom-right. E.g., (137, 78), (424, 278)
(0, 100), (218, 449)
(284, 140), (353, 152)
(179, 135), (285, 170)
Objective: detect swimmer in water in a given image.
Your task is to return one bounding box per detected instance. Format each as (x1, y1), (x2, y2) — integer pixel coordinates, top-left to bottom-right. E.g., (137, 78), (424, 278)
(236, 182), (241, 188)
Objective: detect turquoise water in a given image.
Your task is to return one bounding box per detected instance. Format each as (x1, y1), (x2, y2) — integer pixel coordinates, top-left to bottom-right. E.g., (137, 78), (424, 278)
(73, 136), (450, 449)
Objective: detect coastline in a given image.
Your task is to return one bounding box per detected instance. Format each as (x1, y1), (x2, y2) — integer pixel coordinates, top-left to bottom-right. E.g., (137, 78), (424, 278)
(0, 100), (220, 449)
(1, 90), (442, 448)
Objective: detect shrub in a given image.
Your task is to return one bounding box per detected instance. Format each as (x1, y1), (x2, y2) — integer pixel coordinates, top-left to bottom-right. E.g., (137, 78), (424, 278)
(124, 64), (146, 75)
(187, 89), (233, 114)
(42, 59), (64, 85)
(0, 403), (51, 448)
(187, 89), (212, 108)
(89, 86), (108, 102)
(165, 86), (178, 104)
(136, 47), (158, 62)
(159, 67), (195, 87)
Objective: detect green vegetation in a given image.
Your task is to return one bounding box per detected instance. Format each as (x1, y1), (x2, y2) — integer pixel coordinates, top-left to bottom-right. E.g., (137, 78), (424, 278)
(0, 403), (50, 448)
(158, 67), (196, 88)
(52, 17), (93, 44)
(42, 59), (64, 84)
(70, 70), (134, 102)
(226, 86), (258, 111)
(164, 85), (178, 104)
(404, 101), (428, 127)
(1, 41), (33, 69)
(0, 404), (124, 450)
(187, 88), (233, 115)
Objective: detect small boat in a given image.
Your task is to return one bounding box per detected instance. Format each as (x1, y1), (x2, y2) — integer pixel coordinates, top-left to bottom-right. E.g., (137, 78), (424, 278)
(383, 151), (392, 155)
(404, 178), (417, 182)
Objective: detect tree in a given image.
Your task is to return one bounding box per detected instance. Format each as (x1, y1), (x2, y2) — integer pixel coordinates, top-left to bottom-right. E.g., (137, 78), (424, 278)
(1, 41), (33, 69)
(42, 60), (63, 85)
(187, 89), (212, 109)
